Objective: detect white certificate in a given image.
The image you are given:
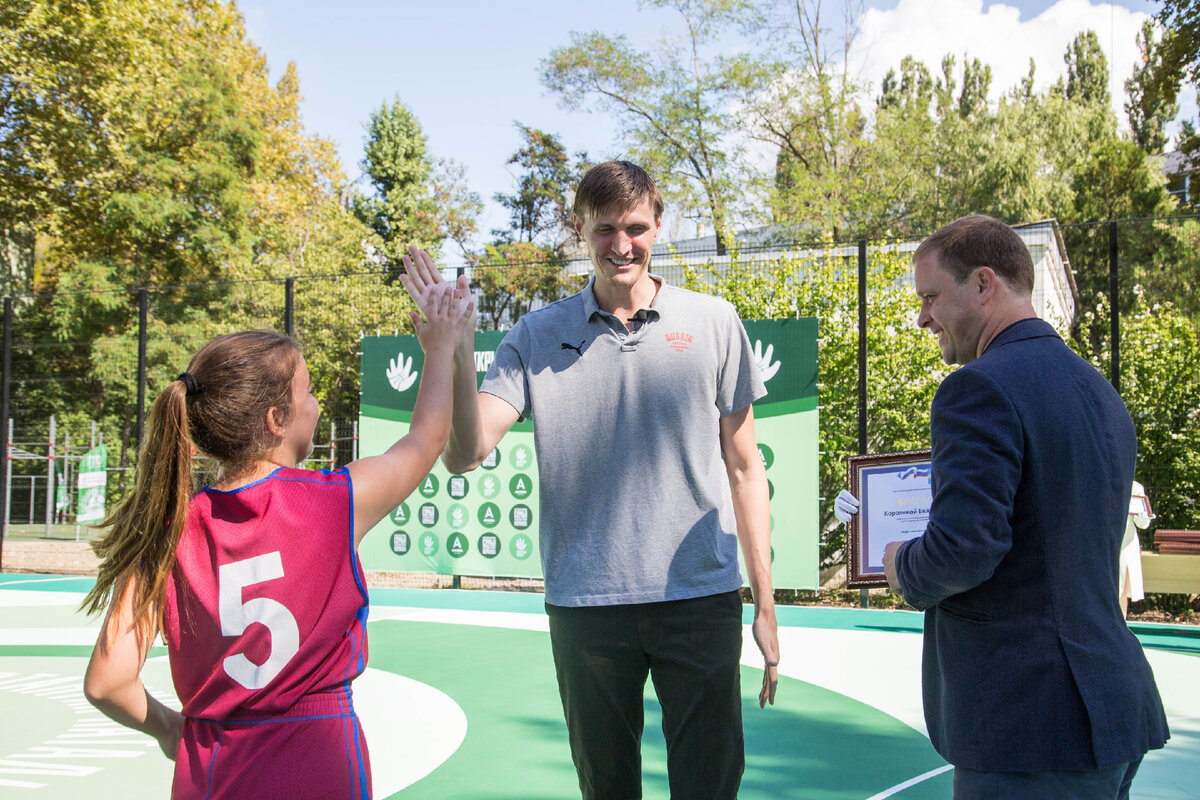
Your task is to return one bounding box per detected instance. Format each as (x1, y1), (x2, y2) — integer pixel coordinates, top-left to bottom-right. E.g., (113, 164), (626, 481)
(846, 450), (932, 588)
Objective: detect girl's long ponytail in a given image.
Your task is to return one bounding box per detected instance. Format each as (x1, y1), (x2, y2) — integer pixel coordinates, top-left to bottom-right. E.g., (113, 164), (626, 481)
(80, 379), (194, 642)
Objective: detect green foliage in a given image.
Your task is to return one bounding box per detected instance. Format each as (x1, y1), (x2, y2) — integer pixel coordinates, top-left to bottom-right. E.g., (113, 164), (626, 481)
(1126, 20), (1181, 155)
(1154, 1), (1200, 155)
(351, 97), (480, 264)
(97, 51), (258, 285)
(732, 0), (871, 241)
(540, 0), (757, 247)
(676, 244), (942, 564)
(353, 97), (442, 263)
(1062, 30), (1111, 110)
(0, 0), (434, 458)
(1072, 290), (1200, 534)
(472, 243), (587, 331)
(492, 124), (587, 252)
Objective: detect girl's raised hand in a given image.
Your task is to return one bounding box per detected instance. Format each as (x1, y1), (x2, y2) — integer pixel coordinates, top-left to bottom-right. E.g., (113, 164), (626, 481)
(411, 283), (473, 357)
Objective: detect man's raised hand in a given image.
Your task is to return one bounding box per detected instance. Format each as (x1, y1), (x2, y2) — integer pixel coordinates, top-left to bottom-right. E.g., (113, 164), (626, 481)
(401, 245), (475, 347)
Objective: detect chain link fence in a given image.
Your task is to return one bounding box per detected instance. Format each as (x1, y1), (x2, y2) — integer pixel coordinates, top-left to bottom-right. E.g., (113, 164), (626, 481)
(2, 217), (1197, 591)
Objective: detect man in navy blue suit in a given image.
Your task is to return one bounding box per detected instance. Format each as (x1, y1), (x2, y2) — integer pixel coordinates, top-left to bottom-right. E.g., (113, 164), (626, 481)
(861, 215), (1169, 798)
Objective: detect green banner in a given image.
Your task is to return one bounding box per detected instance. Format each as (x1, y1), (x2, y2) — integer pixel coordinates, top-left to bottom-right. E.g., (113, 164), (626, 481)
(358, 318), (819, 589)
(742, 319), (820, 589)
(76, 445), (108, 524)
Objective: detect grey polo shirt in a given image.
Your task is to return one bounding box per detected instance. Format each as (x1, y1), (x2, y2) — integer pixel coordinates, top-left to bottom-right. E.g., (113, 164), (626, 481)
(480, 276), (767, 607)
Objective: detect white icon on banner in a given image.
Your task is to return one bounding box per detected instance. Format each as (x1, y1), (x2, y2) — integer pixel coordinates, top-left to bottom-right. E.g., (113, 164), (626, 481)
(387, 353), (418, 392)
(753, 340), (780, 382)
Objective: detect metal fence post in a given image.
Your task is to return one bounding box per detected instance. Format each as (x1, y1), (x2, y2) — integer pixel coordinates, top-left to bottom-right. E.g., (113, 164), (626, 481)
(63, 430), (71, 529)
(0, 298), (10, 566)
(136, 288), (148, 450)
(1108, 220), (1120, 395)
(857, 239), (869, 608)
(285, 277), (295, 337)
(4, 419), (11, 544)
(45, 415), (55, 538)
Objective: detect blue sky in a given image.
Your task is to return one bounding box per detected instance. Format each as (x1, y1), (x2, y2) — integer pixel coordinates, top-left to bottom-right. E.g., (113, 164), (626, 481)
(239, 0), (1169, 251)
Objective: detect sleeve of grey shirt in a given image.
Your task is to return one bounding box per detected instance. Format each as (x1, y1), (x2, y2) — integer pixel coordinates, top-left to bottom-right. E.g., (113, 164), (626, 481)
(479, 319), (533, 421)
(718, 301), (768, 416)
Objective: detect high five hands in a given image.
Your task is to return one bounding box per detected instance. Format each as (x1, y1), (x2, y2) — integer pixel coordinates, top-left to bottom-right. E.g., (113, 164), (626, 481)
(400, 245), (475, 347)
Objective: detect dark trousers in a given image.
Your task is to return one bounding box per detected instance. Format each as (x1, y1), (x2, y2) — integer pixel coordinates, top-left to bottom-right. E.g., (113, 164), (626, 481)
(546, 591), (745, 800)
(953, 758), (1143, 800)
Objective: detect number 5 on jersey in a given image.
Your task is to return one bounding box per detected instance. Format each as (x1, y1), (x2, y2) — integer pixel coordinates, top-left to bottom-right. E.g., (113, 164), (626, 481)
(219, 552), (300, 690)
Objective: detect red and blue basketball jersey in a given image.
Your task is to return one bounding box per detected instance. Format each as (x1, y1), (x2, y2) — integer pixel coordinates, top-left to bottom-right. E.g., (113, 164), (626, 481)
(163, 466), (370, 799)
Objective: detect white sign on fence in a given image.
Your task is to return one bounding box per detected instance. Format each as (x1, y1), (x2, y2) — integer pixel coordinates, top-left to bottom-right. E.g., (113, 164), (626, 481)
(76, 444), (108, 524)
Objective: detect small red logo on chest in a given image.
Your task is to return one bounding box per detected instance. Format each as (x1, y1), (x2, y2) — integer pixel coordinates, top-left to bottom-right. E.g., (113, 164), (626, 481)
(664, 331), (694, 352)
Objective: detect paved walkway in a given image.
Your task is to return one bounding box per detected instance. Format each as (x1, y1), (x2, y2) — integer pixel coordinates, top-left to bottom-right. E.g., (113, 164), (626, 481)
(1, 574), (1197, 799)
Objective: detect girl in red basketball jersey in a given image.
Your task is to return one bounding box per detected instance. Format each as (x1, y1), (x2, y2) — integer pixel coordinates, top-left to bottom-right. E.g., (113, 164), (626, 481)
(81, 273), (472, 799)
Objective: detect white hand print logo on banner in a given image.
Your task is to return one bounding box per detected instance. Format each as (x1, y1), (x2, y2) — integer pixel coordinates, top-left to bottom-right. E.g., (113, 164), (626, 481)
(753, 340), (781, 382)
(387, 352), (418, 392)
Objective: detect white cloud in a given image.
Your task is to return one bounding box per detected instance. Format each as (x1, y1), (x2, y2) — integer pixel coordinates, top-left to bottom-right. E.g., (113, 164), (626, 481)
(848, 0), (1152, 125)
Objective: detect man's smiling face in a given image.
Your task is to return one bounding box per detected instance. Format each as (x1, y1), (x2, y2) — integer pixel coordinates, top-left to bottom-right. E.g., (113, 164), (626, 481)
(576, 196), (662, 295)
(914, 250), (988, 366)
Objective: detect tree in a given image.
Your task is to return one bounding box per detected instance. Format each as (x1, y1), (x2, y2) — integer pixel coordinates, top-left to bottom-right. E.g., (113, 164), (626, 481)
(492, 123), (586, 253)
(540, 0), (756, 250)
(0, 0), (424, 461)
(678, 244), (943, 566)
(429, 158), (483, 261)
(732, 0), (871, 241)
(352, 97), (442, 265)
(2, 1), (276, 471)
(1147, 1), (1199, 156)
(1062, 136), (1182, 340)
(1073, 291), (1200, 537)
(1, 0), (260, 287)
(471, 242), (586, 331)
(1156, 2), (1200, 91)
(1126, 20), (1181, 155)
(1063, 30), (1111, 110)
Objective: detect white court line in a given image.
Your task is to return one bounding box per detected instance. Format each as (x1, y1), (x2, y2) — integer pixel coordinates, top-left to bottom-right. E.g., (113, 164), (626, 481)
(0, 627), (101, 646)
(865, 765), (955, 799)
(0, 576), (92, 587)
(0, 589), (89, 607)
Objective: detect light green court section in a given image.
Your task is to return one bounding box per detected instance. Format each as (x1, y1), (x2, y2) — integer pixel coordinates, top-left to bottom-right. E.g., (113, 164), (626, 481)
(366, 619), (950, 800)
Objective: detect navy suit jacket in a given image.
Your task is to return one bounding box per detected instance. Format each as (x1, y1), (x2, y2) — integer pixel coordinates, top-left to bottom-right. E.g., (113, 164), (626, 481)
(895, 318), (1169, 772)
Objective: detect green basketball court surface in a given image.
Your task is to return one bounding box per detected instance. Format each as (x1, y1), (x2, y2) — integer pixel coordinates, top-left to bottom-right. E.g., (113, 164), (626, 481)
(2, 573), (1197, 799)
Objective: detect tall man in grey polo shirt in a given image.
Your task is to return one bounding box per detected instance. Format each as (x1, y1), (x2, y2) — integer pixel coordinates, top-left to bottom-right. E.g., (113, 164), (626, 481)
(402, 160), (778, 800)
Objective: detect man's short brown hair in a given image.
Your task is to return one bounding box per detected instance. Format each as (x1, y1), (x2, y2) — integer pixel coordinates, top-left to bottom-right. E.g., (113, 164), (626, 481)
(573, 161), (664, 224)
(915, 215), (1035, 295)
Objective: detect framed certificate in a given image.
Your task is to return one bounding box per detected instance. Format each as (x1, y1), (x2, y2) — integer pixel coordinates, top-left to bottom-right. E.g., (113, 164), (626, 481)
(846, 449), (932, 589)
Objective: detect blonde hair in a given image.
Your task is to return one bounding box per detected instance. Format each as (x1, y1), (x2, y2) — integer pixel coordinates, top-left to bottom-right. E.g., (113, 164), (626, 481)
(80, 331), (300, 641)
